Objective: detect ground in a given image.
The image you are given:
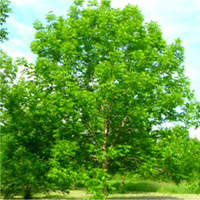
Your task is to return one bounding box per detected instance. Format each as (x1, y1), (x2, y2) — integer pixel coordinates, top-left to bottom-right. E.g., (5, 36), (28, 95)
(8, 190), (199, 199)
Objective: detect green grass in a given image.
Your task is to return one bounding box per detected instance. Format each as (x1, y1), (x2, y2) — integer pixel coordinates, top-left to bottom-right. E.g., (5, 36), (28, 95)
(109, 192), (200, 199)
(0, 180), (199, 199)
(112, 180), (194, 194)
(1, 189), (200, 199)
(109, 174), (196, 194)
(11, 190), (200, 200)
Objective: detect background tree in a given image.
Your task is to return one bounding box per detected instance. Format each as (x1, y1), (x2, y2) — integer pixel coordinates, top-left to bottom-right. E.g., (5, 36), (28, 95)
(0, 0), (11, 42)
(0, 0), (16, 105)
(0, 1), (59, 198)
(148, 126), (199, 183)
(1, 58), (84, 198)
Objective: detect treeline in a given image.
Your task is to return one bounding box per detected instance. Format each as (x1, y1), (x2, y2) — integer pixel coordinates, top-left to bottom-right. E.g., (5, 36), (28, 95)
(1, 0), (200, 199)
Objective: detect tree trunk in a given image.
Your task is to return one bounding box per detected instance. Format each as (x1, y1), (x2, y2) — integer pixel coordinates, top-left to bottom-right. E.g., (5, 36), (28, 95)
(121, 175), (125, 189)
(102, 124), (109, 171)
(24, 186), (32, 199)
(102, 111), (109, 195)
(102, 102), (109, 172)
(102, 102), (109, 195)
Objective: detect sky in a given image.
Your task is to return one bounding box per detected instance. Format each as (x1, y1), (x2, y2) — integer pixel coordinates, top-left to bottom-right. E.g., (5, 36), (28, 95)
(1, 0), (200, 139)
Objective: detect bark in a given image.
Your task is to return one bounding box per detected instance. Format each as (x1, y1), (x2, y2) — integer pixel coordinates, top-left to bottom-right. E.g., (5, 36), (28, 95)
(102, 102), (109, 195)
(121, 175), (125, 189)
(24, 186), (32, 199)
(102, 102), (109, 171)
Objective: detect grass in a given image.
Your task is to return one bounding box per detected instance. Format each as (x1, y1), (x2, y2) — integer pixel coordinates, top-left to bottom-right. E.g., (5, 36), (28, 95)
(6, 189), (199, 200)
(1, 180), (199, 199)
(26, 189), (200, 199)
(112, 181), (193, 194)
(34, 190), (87, 199)
(109, 192), (200, 199)
(109, 174), (195, 194)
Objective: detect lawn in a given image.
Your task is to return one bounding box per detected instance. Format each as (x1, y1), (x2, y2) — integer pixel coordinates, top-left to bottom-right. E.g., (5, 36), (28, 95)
(22, 190), (200, 200)
(2, 181), (199, 200)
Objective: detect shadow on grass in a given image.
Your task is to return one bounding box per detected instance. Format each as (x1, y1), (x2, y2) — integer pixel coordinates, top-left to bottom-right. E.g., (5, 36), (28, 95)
(38, 195), (184, 200)
(0, 194), (186, 200)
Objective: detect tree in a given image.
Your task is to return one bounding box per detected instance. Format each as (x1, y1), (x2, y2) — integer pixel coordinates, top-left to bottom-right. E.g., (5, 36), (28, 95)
(0, 0), (11, 42)
(148, 126), (199, 184)
(1, 53), (84, 198)
(29, 0), (197, 196)
(0, 1), (55, 198)
(0, 0), (16, 105)
(1, 79), (50, 199)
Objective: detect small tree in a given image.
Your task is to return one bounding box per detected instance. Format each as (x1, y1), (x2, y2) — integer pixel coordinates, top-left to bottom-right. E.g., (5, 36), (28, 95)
(150, 126), (199, 184)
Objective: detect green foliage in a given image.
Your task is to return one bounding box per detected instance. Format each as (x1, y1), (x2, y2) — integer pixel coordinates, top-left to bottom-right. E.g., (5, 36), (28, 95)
(194, 102), (200, 128)
(190, 180), (200, 194)
(0, 50), (18, 108)
(1, 80), (51, 199)
(48, 140), (79, 192)
(140, 126), (200, 187)
(83, 168), (116, 199)
(0, 0), (11, 42)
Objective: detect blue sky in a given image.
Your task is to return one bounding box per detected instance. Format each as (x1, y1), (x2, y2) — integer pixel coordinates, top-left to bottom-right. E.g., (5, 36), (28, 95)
(1, 0), (200, 138)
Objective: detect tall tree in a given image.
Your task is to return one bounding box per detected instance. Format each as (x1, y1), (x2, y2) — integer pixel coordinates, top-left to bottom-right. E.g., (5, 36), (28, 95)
(29, 0), (197, 196)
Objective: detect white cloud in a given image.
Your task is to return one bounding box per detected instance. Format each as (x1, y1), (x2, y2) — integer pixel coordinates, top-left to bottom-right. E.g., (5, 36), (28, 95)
(1, 17), (36, 63)
(7, 17), (35, 40)
(185, 65), (200, 81)
(1, 38), (34, 63)
(9, 37), (25, 47)
(194, 0), (200, 9)
(11, 0), (35, 6)
(189, 127), (200, 140)
(11, 0), (74, 17)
